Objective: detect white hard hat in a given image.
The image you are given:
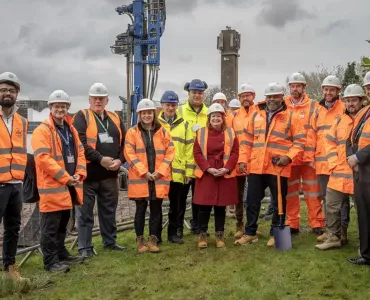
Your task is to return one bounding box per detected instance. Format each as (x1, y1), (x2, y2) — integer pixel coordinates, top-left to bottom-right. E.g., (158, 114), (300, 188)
(0, 72), (20, 90)
(363, 71), (370, 87)
(212, 92), (227, 103)
(321, 75), (341, 89)
(207, 103), (225, 115)
(288, 72), (306, 85)
(48, 90), (71, 105)
(238, 83), (255, 95)
(89, 83), (109, 97)
(229, 98), (241, 108)
(137, 98), (156, 113)
(264, 83), (284, 96)
(343, 84), (365, 98)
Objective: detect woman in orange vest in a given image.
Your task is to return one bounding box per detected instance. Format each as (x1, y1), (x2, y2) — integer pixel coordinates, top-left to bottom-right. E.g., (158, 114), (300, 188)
(193, 103), (239, 249)
(124, 99), (175, 254)
(32, 90), (86, 273)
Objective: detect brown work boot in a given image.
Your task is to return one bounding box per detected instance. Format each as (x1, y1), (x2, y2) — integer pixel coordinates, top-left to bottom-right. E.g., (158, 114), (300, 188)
(341, 227), (348, 245)
(234, 234), (258, 245)
(147, 235), (160, 253)
(3, 264), (31, 290)
(216, 231), (225, 248)
(315, 234), (341, 250)
(136, 236), (149, 254)
(198, 232), (208, 249)
(267, 237), (275, 247)
(317, 231), (328, 242)
(234, 222), (244, 239)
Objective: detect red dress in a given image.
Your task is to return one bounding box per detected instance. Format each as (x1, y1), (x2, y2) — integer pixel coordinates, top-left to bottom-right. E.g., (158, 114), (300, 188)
(193, 127), (239, 206)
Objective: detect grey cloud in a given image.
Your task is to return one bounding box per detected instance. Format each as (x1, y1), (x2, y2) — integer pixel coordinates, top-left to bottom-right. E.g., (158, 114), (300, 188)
(256, 0), (314, 28)
(318, 19), (350, 35)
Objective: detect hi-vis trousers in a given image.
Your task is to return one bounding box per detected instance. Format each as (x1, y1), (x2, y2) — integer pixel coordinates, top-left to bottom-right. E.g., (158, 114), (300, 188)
(286, 165), (325, 230)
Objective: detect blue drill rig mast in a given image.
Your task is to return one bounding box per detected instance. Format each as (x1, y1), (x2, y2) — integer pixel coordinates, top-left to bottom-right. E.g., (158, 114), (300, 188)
(111, 0), (166, 126)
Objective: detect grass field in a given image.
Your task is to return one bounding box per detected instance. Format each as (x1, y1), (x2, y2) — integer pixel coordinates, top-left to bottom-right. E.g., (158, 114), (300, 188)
(1, 204), (370, 300)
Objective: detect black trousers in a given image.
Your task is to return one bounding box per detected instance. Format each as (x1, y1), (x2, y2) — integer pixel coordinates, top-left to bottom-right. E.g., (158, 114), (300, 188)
(0, 183), (22, 269)
(134, 200), (163, 238)
(181, 179), (197, 230)
(245, 174), (288, 236)
(77, 177), (119, 251)
(167, 181), (184, 237)
(40, 210), (71, 268)
(198, 205), (226, 233)
(354, 180), (370, 261)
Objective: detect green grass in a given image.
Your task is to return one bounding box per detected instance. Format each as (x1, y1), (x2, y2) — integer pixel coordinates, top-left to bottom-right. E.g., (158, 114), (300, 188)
(2, 204), (370, 300)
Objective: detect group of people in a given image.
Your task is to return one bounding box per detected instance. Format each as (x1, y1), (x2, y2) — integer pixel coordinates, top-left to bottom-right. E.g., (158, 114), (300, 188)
(1, 70), (370, 288)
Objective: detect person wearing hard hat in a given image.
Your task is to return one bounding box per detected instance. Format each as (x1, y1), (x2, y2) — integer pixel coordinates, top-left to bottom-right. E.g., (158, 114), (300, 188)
(229, 98), (241, 111)
(308, 75), (346, 243)
(0, 72), (29, 286)
(157, 91), (195, 244)
(284, 72), (325, 235)
(235, 83), (306, 247)
(316, 84), (365, 251)
(345, 74), (370, 266)
(232, 83), (256, 239)
(211, 92), (234, 127)
(124, 99), (175, 253)
(32, 90), (86, 272)
(193, 103), (239, 248)
(178, 79), (208, 235)
(73, 83), (127, 258)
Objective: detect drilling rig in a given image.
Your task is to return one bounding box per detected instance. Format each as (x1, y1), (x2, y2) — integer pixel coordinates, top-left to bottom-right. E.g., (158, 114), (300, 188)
(111, 0), (166, 126)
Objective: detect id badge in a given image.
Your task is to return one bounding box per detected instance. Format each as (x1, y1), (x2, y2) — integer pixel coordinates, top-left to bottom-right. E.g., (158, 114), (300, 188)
(192, 124), (201, 132)
(67, 155), (75, 163)
(99, 133), (113, 143)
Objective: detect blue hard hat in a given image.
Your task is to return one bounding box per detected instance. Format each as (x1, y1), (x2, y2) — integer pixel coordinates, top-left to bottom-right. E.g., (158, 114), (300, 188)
(160, 90), (179, 103)
(184, 79), (208, 91)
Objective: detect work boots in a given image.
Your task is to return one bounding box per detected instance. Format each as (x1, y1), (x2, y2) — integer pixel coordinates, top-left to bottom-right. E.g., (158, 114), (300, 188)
(198, 232), (208, 249)
(137, 236), (149, 254)
(315, 234), (341, 250)
(341, 227), (348, 245)
(234, 234), (258, 245)
(3, 264), (31, 290)
(234, 222), (244, 239)
(147, 235), (160, 253)
(216, 231), (225, 248)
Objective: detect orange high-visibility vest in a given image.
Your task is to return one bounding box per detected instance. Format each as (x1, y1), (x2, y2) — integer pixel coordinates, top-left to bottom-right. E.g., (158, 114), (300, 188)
(124, 124), (175, 199)
(0, 111), (28, 182)
(351, 106), (370, 150)
(32, 115), (87, 213)
(310, 99), (345, 175)
(284, 94), (319, 165)
(79, 109), (122, 162)
(239, 102), (306, 178)
(326, 113), (354, 194)
(194, 127), (237, 179)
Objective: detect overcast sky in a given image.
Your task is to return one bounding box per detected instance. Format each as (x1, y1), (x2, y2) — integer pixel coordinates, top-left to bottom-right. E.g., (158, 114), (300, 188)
(2, 0), (369, 113)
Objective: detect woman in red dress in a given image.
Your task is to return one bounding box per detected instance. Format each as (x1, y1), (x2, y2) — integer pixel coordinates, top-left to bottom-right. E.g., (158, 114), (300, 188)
(193, 103), (239, 248)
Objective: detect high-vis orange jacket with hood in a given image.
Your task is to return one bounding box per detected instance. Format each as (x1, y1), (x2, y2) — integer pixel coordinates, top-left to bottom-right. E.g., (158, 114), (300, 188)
(326, 111), (354, 194)
(31, 115), (86, 213)
(124, 124), (175, 199)
(309, 98), (345, 175)
(0, 106), (28, 182)
(284, 94), (319, 165)
(239, 102), (306, 178)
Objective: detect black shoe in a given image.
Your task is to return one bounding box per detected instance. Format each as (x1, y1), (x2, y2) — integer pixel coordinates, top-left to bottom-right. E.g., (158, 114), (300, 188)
(46, 262), (70, 273)
(347, 257), (370, 266)
(104, 243), (126, 251)
(312, 227), (324, 235)
(168, 235), (184, 244)
(290, 228), (300, 234)
(60, 255), (84, 266)
(79, 249), (94, 259)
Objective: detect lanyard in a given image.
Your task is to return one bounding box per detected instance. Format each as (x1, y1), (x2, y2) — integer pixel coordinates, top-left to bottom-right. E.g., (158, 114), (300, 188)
(94, 113), (109, 132)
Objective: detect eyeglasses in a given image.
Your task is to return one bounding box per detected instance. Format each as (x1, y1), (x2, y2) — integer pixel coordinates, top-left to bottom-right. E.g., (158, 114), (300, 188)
(0, 88), (18, 94)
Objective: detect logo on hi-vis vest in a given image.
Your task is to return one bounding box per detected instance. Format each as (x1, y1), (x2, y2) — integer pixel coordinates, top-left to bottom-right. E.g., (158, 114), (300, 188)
(15, 128), (22, 138)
